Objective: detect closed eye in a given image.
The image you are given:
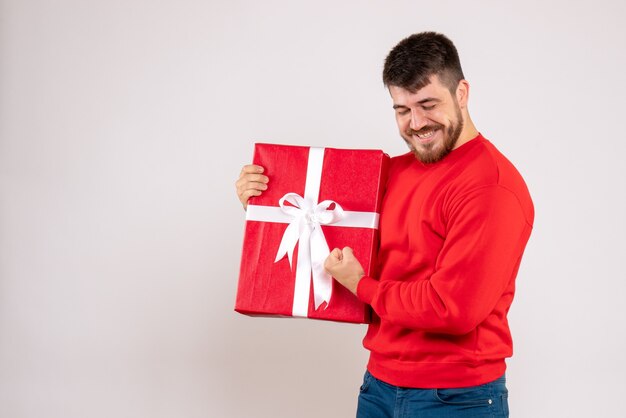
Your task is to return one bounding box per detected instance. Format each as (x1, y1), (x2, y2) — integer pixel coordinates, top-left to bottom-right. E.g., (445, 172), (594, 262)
(417, 97), (440, 111)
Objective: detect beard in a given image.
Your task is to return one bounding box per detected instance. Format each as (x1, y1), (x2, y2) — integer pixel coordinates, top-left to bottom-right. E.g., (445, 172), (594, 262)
(403, 105), (464, 164)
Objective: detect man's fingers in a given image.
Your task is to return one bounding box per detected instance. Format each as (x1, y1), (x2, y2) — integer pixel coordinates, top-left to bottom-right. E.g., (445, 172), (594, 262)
(235, 171), (269, 205)
(236, 165), (268, 210)
(240, 164), (265, 175)
(241, 189), (263, 200)
(235, 173), (269, 188)
(236, 181), (268, 195)
(342, 247), (355, 258)
(324, 248), (343, 271)
(330, 248), (343, 261)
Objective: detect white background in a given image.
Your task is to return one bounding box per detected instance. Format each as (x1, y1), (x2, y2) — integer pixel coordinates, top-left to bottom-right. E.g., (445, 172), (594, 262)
(1, 1), (625, 417)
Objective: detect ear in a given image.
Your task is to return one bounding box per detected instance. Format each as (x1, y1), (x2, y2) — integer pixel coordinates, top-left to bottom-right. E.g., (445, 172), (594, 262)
(455, 80), (470, 108)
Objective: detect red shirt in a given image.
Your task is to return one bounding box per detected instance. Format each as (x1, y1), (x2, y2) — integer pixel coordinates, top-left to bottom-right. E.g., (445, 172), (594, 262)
(357, 134), (534, 388)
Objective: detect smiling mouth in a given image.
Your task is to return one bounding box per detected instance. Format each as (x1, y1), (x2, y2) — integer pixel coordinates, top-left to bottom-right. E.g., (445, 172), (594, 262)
(413, 128), (439, 144)
(416, 130), (436, 140)
(405, 124), (444, 147)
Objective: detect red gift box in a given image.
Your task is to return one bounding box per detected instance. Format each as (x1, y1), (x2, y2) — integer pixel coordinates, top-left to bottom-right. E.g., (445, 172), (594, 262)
(235, 143), (389, 323)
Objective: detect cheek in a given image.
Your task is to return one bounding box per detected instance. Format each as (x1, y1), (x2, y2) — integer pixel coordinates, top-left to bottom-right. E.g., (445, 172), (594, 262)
(396, 115), (409, 131)
(434, 109), (455, 125)
(427, 111), (444, 124)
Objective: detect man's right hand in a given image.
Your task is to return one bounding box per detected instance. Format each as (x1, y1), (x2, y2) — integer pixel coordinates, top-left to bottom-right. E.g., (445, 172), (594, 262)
(235, 164), (269, 210)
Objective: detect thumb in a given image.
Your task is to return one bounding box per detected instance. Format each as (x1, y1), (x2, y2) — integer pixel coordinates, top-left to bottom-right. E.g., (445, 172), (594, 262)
(342, 247), (355, 259)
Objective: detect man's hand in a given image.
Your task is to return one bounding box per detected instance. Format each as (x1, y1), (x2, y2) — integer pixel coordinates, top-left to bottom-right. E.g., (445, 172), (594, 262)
(324, 247), (365, 296)
(235, 164), (268, 210)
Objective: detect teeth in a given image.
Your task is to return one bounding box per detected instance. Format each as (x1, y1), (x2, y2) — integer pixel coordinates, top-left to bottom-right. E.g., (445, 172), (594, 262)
(417, 130), (435, 139)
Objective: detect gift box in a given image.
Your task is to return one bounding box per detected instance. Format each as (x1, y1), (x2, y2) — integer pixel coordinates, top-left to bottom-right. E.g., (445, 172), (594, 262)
(235, 143), (389, 323)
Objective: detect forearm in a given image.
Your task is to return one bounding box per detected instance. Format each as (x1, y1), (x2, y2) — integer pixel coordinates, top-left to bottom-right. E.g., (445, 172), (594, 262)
(357, 267), (518, 335)
(358, 186), (533, 334)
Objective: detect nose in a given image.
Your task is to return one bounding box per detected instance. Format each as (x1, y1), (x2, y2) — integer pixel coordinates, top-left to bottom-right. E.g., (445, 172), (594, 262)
(409, 109), (427, 131)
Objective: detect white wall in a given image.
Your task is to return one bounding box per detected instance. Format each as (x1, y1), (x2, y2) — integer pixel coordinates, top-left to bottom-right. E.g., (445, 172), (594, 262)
(1, 1), (625, 417)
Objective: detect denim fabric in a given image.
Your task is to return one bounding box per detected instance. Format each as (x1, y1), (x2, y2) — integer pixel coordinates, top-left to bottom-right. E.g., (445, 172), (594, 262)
(356, 371), (509, 418)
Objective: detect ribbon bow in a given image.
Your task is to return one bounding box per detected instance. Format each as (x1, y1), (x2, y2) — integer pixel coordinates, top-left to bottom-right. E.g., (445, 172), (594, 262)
(274, 192), (344, 310)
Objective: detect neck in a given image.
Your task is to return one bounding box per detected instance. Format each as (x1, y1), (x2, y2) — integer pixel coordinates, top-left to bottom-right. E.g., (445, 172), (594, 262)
(453, 113), (479, 150)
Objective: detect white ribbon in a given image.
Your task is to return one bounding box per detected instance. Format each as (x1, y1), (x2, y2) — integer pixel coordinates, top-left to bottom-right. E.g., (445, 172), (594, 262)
(245, 147), (380, 317)
(273, 192), (344, 313)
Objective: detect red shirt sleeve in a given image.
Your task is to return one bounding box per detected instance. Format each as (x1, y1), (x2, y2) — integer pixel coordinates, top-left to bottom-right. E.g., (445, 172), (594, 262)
(357, 184), (533, 335)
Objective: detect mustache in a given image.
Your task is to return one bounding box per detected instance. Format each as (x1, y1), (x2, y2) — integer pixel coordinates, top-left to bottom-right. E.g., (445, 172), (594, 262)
(406, 124), (444, 137)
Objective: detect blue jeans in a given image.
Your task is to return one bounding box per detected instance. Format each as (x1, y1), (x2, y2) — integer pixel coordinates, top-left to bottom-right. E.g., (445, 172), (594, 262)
(357, 371), (509, 418)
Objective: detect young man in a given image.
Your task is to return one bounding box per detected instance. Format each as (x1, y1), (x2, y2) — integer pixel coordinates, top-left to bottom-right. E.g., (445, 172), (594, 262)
(236, 32), (533, 418)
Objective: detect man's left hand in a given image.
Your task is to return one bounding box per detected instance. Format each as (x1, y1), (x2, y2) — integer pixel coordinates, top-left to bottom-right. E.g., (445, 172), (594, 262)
(324, 247), (365, 295)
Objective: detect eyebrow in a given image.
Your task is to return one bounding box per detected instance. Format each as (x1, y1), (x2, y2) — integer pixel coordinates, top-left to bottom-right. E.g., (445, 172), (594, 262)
(392, 97), (441, 109)
(417, 97), (440, 104)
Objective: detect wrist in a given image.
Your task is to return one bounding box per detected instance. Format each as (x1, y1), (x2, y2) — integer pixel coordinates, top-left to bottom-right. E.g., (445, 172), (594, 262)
(350, 273), (365, 295)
